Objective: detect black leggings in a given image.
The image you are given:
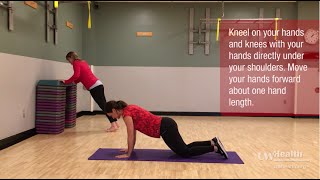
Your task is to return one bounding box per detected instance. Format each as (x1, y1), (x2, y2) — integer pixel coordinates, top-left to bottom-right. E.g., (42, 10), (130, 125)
(160, 117), (214, 158)
(89, 85), (117, 123)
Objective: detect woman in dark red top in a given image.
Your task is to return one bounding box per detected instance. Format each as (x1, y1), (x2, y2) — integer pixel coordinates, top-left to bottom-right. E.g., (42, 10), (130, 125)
(105, 100), (229, 159)
(62, 51), (119, 132)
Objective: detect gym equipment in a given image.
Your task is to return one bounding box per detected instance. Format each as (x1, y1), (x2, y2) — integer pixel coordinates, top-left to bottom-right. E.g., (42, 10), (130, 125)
(35, 80), (77, 134)
(88, 148), (244, 164)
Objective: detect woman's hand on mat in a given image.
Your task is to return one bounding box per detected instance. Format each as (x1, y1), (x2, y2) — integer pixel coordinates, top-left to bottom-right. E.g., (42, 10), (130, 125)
(115, 154), (130, 159)
(120, 149), (128, 153)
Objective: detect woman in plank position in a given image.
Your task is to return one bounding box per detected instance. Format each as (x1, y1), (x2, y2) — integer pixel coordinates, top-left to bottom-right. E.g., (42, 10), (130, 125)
(105, 100), (228, 159)
(62, 51), (119, 132)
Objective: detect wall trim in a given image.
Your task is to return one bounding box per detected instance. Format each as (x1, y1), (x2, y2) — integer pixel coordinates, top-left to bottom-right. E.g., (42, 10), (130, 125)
(0, 129), (37, 151)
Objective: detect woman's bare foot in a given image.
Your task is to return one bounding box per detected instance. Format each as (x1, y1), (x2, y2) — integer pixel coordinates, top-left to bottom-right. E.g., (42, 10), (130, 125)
(115, 122), (120, 128)
(105, 126), (118, 132)
(111, 122), (120, 129)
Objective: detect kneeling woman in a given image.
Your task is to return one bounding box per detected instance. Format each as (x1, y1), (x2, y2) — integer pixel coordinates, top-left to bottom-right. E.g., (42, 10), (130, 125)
(105, 100), (228, 159)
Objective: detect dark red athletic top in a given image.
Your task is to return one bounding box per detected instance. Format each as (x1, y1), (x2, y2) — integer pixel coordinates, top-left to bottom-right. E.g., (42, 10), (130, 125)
(123, 105), (162, 138)
(64, 59), (98, 90)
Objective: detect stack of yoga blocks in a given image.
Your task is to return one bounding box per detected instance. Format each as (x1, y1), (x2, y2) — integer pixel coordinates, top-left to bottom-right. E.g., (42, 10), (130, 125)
(35, 80), (77, 134)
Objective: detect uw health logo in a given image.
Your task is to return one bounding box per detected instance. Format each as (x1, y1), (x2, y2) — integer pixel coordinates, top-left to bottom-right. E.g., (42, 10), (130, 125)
(258, 150), (304, 161)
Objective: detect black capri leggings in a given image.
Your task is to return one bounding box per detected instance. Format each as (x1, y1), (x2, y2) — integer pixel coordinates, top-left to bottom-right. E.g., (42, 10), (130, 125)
(89, 85), (117, 123)
(160, 117), (214, 158)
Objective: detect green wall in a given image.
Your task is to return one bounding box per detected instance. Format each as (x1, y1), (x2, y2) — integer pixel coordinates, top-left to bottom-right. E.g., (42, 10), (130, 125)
(83, 2), (298, 67)
(297, 1), (319, 20)
(0, 1), (83, 62)
(0, 2), (318, 66)
(82, 5), (97, 65)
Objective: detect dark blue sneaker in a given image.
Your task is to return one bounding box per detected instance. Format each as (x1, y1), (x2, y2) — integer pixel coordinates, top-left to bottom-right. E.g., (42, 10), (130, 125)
(212, 137), (228, 159)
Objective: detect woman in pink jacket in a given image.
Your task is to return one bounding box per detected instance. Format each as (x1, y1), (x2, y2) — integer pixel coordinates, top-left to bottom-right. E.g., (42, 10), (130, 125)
(62, 51), (119, 132)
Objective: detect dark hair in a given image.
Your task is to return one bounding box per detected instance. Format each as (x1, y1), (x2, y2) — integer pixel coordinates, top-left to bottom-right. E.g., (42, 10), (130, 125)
(105, 100), (128, 113)
(66, 51), (79, 60)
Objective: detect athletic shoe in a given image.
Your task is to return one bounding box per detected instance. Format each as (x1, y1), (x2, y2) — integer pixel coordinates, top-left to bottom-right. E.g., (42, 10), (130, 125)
(212, 137), (228, 159)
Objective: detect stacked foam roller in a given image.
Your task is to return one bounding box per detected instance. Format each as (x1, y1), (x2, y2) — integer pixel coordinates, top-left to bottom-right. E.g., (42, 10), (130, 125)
(36, 81), (66, 134)
(65, 84), (77, 128)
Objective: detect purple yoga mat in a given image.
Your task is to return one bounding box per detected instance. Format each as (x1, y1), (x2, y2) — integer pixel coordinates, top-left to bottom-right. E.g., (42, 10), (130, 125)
(36, 107), (65, 112)
(65, 118), (76, 121)
(36, 116), (64, 120)
(65, 122), (76, 124)
(37, 91), (66, 95)
(36, 102), (65, 105)
(36, 124), (64, 129)
(36, 104), (65, 108)
(36, 100), (66, 104)
(66, 122), (76, 124)
(36, 90), (65, 93)
(65, 115), (76, 117)
(36, 96), (66, 99)
(36, 103), (65, 107)
(66, 94), (77, 97)
(36, 121), (65, 126)
(66, 111), (76, 114)
(66, 113), (76, 116)
(36, 127), (64, 132)
(65, 121), (76, 124)
(36, 120), (64, 123)
(36, 129), (64, 134)
(88, 148), (244, 164)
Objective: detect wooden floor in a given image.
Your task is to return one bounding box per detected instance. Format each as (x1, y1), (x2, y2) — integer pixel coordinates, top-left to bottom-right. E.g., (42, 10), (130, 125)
(0, 115), (319, 179)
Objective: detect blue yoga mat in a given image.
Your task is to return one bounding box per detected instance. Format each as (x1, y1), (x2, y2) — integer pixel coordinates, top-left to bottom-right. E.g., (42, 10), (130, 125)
(88, 148), (244, 164)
